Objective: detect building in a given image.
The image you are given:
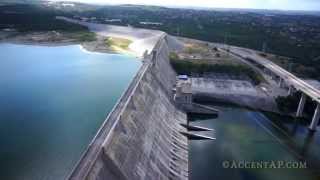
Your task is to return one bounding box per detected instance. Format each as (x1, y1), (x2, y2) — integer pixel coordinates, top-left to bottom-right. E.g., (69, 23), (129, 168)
(174, 75), (192, 106)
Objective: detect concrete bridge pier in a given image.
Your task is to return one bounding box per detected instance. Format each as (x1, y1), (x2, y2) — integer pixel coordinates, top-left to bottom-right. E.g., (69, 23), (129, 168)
(296, 93), (307, 117)
(288, 86), (294, 96)
(309, 104), (320, 131)
(278, 78), (283, 88)
(263, 68), (271, 76)
(263, 68), (267, 74)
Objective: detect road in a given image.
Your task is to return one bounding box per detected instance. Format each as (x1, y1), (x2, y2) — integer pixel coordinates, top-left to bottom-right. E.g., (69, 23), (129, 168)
(219, 45), (320, 103)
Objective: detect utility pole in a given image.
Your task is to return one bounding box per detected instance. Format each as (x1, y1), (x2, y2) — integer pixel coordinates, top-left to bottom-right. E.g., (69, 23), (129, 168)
(288, 62), (293, 72)
(224, 33), (230, 55)
(262, 41), (267, 53)
(224, 33), (227, 49)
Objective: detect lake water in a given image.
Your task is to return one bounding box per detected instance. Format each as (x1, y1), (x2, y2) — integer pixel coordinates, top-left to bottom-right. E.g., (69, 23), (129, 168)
(190, 106), (320, 180)
(0, 43), (141, 180)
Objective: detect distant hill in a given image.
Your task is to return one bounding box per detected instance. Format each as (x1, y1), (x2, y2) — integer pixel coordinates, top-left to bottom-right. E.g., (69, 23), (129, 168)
(0, 0), (40, 3)
(1, 1), (319, 16)
(0, 0), (41, 5)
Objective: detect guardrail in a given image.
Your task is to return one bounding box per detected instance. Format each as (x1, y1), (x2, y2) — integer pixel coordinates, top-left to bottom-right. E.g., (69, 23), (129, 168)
(226, 47), (320, 103)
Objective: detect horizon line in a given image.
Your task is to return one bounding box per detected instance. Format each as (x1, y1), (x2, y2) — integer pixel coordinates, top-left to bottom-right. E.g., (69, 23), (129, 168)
(47, 1), (320, 12)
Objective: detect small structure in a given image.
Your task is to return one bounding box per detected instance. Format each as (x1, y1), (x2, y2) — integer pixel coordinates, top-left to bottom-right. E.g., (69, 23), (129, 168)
(174, 75), (218, 141)
(62, 3), (75, 7)
(178, 75), (188, 81)
(105, 19), (122, 23)
(174, 75), (192, 107)
(140, 22), (163, 26)
(174, 75), (219, 115)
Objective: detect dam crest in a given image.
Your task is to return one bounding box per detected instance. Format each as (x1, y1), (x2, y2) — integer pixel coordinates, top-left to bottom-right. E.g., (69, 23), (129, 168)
(68, 34), (189, 180)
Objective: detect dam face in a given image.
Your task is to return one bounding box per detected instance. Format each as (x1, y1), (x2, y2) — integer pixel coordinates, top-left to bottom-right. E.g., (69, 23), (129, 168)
(69, 35), (188, 180)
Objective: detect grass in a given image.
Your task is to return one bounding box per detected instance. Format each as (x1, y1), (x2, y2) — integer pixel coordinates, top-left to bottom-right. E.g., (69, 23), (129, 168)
(69, 31), (96, 42)
(0, 4), (97, 43)
(184, 43), (209, 54)
(170, 52), (265, 85)
(262, 53), (318, 78)
(105, 37), (132, 51)
(275, 92), (317, 117)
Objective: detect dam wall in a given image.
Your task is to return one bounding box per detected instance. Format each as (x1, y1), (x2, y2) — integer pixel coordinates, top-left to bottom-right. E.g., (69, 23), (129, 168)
(68, 35), (188, 180)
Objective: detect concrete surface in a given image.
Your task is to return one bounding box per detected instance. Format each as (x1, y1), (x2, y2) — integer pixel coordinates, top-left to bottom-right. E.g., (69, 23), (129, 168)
(191, 77), (277, 112)
(68, 35), (188, 180)
(221, 45), (320, 103)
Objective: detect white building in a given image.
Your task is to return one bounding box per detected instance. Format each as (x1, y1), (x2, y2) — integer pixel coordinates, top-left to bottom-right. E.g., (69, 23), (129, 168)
(174, 75), (192, 106)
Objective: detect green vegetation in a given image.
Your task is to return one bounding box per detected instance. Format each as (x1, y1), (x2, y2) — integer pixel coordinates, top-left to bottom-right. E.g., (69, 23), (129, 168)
(184, 45), (209, 54)
(83, 5), (320, 80)
(2, 4), (320, 79)
(169, 52), (179, 60)
(0, 4), (95, 42)
(276, 92), (316, 117)
(69, 31), (96, 42)
(170, 53), (264, 85)
(0, 5), (84, 31)
(265, 54), (319, 78)
(105, 37), (132, 50)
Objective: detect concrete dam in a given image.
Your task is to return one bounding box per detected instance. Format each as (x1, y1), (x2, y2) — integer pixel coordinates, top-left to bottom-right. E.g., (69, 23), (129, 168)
(68, 35), (189, 180)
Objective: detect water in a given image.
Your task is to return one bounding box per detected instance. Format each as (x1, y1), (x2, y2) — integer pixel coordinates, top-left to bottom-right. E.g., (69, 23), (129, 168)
(190, 106), (320, 180)
(0, 43), (141, 180)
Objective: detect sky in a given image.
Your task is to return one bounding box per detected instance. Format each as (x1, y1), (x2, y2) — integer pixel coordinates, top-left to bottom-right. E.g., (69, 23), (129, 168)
(50, 0), (320, 11)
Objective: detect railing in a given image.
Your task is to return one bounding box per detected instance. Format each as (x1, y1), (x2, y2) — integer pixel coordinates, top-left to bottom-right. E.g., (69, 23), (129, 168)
(225, 47), (320, 103)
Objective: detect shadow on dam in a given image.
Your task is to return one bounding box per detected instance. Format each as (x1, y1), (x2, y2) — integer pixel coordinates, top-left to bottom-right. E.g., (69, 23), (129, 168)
(188, 105), (320, 180)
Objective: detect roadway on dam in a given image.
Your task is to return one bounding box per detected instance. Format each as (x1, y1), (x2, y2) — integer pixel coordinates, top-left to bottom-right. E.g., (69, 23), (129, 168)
(68, 33), (189, 180)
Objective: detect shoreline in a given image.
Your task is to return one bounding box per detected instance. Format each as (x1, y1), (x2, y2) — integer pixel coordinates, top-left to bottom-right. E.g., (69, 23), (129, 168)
(0, 30), (292, 116)
(0, 31), (140, 57)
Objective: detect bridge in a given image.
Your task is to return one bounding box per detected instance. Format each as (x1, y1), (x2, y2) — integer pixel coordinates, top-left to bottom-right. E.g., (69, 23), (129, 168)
(223, 46), (320, 131)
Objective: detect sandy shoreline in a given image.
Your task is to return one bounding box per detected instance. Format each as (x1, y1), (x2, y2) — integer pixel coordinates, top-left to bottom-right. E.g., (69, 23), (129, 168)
(2, 40), (127, 56)
(57, 17), (164, 57)
(0, 30), (139, 57)
(0, 17), (165, 57)
(0, 27), (284, 115)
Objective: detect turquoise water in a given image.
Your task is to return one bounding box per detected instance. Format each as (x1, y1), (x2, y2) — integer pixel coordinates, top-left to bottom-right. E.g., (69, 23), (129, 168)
(190, 106), (320, 180)
(0, 43), (141, 180)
